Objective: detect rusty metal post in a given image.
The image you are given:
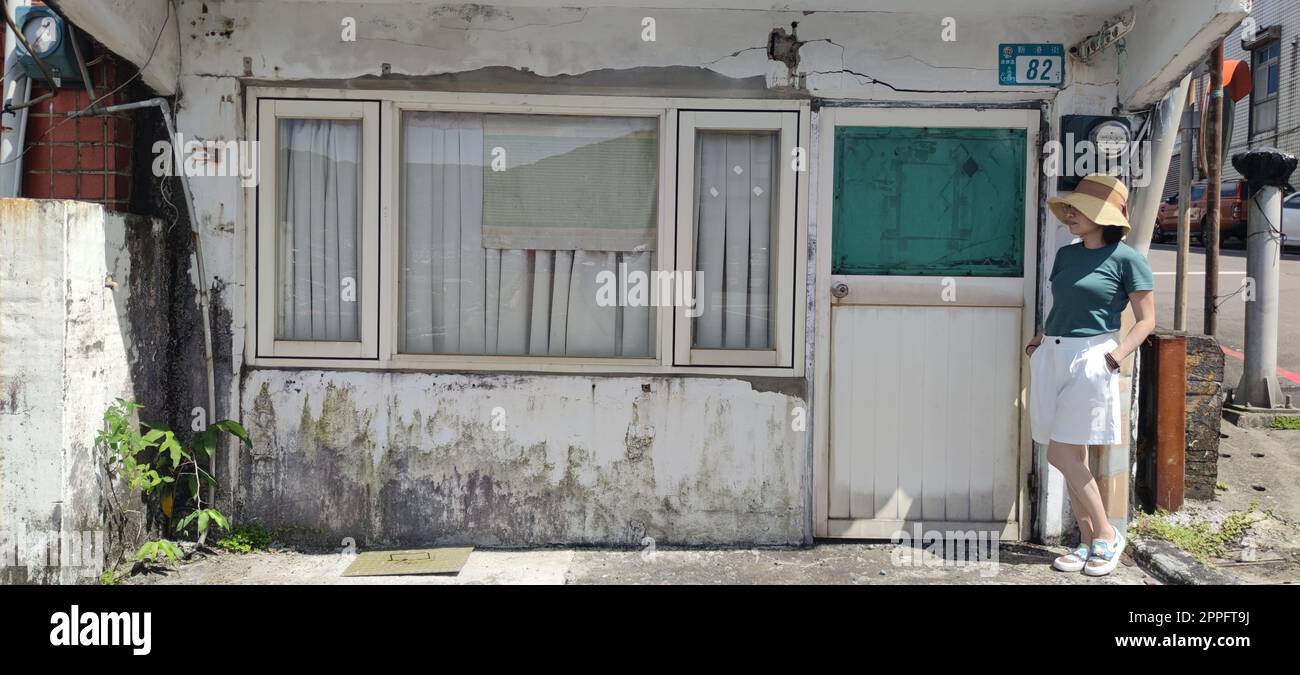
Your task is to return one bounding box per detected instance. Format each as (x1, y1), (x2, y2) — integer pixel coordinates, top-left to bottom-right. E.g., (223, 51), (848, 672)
(1155, 335), (1187, 512)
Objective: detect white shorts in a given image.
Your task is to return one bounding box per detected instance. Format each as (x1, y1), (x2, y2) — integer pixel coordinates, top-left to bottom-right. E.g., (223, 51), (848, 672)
(1029, 332), (1123, 446)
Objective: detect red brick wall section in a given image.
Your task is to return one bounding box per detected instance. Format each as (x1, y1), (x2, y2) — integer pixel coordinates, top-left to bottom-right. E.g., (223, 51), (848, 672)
(18, 50), (135, 212)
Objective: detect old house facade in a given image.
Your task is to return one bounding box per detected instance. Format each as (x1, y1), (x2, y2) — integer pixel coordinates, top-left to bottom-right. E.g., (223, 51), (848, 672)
(0, 1), (1249, 579)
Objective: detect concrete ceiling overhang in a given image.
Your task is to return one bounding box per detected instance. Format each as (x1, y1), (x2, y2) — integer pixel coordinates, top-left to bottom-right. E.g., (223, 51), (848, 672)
(44, 0), (1249, 108)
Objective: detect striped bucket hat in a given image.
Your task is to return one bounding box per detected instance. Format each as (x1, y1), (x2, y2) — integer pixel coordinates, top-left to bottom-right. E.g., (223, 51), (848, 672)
(1048, 174), (1131, 233)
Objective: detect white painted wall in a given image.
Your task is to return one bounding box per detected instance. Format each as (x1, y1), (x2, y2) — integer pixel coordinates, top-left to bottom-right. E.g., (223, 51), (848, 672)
(0, 200), (160, 583)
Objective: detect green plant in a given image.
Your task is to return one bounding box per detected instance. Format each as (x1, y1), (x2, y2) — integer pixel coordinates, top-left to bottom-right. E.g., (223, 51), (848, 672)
(1271, 416), (1300, 430)
(97, 399), (252, 566)
(217, 523), (272, 554)
(1215, 480), (1228, 491)
(1131, 504), (1258, 563)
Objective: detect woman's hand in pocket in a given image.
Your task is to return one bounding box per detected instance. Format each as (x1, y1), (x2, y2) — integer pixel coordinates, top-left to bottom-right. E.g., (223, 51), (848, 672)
(1025, 335), (1043, 357)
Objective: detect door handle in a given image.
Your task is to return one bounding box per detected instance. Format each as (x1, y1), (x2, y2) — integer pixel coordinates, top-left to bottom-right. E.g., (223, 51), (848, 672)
(831, 282), (849, 299)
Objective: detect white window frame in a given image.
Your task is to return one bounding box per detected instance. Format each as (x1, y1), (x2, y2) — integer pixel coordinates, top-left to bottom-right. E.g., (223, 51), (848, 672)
(255, 99), (381, 360)
(1250, 40), (1280, 135)
(244, 88), (808, 376)
(674, 110), (799, 368)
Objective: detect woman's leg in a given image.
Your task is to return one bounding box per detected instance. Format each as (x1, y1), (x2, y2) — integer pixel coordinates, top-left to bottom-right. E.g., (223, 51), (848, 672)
(1047, 440), (1116, 544)
(1059, 473), (1093, 545)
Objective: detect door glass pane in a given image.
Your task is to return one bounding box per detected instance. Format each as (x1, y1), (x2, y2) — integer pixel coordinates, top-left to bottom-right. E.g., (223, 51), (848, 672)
(276, 118), (362, 341)
(399, 111), (659, 357)
(692, 130), (778, 350)
(831, 126), (1026, 277)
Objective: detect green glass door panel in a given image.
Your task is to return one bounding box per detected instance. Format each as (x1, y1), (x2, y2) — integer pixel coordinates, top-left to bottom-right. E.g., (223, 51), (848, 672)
(832, 126), (1026, 277)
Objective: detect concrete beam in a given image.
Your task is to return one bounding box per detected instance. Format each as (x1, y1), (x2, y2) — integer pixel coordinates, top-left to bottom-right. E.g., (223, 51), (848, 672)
(1119, 0), (1249, 111)
(49, 0), (179, 95)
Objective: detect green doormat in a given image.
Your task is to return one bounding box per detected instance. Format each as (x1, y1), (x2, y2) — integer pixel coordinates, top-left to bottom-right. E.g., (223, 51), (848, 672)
(342, 547), (475, 577)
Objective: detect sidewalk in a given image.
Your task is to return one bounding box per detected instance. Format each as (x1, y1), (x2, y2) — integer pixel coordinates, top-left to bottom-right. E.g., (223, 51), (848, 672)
(122, 541), (1153, 585)
(1142, 422), (1300, 585)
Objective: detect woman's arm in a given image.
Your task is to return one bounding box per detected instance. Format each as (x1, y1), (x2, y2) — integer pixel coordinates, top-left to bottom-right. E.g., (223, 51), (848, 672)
(1025, 332), (1043, 356)
(1108, 289), (1155, 366)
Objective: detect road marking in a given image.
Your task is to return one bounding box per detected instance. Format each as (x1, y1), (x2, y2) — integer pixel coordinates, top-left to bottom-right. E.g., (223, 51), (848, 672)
(1219, 344), (1300, 385)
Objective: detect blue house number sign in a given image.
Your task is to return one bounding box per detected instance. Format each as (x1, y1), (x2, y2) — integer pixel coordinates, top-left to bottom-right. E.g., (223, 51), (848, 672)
(999, 43), (1065, 87)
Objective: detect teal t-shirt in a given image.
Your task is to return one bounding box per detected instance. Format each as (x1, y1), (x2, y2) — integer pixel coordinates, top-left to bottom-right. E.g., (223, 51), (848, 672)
(1044, 241), (1154, 337)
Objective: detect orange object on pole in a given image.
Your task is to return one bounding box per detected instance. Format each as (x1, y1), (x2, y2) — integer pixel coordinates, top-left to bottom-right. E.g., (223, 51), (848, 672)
(1154, 335), (1187, 512)
(1223, 59), (1252, 102)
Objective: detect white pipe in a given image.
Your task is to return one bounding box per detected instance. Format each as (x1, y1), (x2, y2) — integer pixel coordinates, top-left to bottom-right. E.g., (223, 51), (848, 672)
(1, 0), (32, 197)
(1129, 74), (1192, 257)
(95, 96), (219, 523)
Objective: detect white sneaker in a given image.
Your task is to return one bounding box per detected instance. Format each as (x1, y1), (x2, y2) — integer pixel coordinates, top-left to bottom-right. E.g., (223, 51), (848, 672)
(1083, 531), (1127, 577)
(1052, 545), (1090, 572)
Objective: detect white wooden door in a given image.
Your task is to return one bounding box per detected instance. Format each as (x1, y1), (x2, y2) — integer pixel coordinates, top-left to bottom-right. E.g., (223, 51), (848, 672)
(814, 108), (1040, 540)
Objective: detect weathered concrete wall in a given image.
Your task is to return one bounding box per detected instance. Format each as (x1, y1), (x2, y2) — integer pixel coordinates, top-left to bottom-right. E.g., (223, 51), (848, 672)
(0, 199), (167, 583)
(1184, 334), (1225, 499)
(238, 371), (806, 546)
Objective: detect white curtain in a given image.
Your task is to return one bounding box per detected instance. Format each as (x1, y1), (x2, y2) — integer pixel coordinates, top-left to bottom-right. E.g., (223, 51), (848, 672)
(694, 131), (775, 349)
(401, 112), (654, 357)
(277, 119), (361, 342)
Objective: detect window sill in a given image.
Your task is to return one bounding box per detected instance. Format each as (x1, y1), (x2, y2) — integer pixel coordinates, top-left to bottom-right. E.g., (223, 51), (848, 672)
(244, 354), (804, 378)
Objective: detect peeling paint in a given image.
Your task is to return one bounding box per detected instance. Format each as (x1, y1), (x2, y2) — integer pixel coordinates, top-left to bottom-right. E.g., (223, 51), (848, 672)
(236, 371), (806, 546)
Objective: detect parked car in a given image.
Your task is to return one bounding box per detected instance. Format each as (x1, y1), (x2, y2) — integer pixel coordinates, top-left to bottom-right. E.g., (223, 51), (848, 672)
(1153, 180), (1249, 245)
(1284, 191), (1300, 249)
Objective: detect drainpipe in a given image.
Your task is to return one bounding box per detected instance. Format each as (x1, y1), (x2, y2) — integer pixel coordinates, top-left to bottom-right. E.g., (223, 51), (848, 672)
(1, 0), (31, 196)
(1128, 73), (1191, 257)
(73, 97), (220, 515)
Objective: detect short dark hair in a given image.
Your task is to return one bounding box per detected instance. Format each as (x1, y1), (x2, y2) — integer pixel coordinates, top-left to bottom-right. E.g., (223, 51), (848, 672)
(1101, 225), (1126, 244)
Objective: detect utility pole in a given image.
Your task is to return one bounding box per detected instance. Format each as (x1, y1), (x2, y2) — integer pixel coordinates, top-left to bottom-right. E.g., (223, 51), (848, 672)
(1175, 83), (1195, 331)
(1226, 149), (1299, 421)
(1204, 42), (1223, 336)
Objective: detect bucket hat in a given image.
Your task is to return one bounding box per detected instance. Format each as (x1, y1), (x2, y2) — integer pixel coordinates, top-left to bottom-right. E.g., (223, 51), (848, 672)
(1048, 174), (1130, 232)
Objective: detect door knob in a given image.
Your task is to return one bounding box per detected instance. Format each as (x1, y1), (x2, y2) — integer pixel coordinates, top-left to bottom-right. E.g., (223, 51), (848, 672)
(831, 282), (849, 299)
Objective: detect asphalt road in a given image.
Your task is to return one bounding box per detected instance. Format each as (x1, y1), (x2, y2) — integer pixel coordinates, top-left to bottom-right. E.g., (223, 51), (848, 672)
(1146, 241), (1300, 404)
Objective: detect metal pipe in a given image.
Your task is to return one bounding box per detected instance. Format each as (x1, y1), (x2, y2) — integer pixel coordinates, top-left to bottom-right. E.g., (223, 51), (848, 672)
(1128, 74), (1190, 257)
(68, 22), (98, 113)
(1, 0), (32, 196)
(84, 96), (220, 517)
(1175, 84), (1194, 331)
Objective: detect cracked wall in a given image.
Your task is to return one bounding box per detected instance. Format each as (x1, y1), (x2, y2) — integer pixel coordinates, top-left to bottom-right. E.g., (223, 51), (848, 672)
(239, 371), (806, 546)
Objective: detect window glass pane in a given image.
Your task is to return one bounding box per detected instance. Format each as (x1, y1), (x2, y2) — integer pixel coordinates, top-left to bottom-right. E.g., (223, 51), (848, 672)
(831, 126), (1026, 277)
(276, 118), (362, 342)
(1254, 99), (1277, 132)
(692, 130), (777, 350)
(399, 112), (658, 357)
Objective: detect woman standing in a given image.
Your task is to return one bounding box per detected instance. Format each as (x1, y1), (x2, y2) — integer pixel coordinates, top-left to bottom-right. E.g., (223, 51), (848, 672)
(1027, 174), (1156, 577)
